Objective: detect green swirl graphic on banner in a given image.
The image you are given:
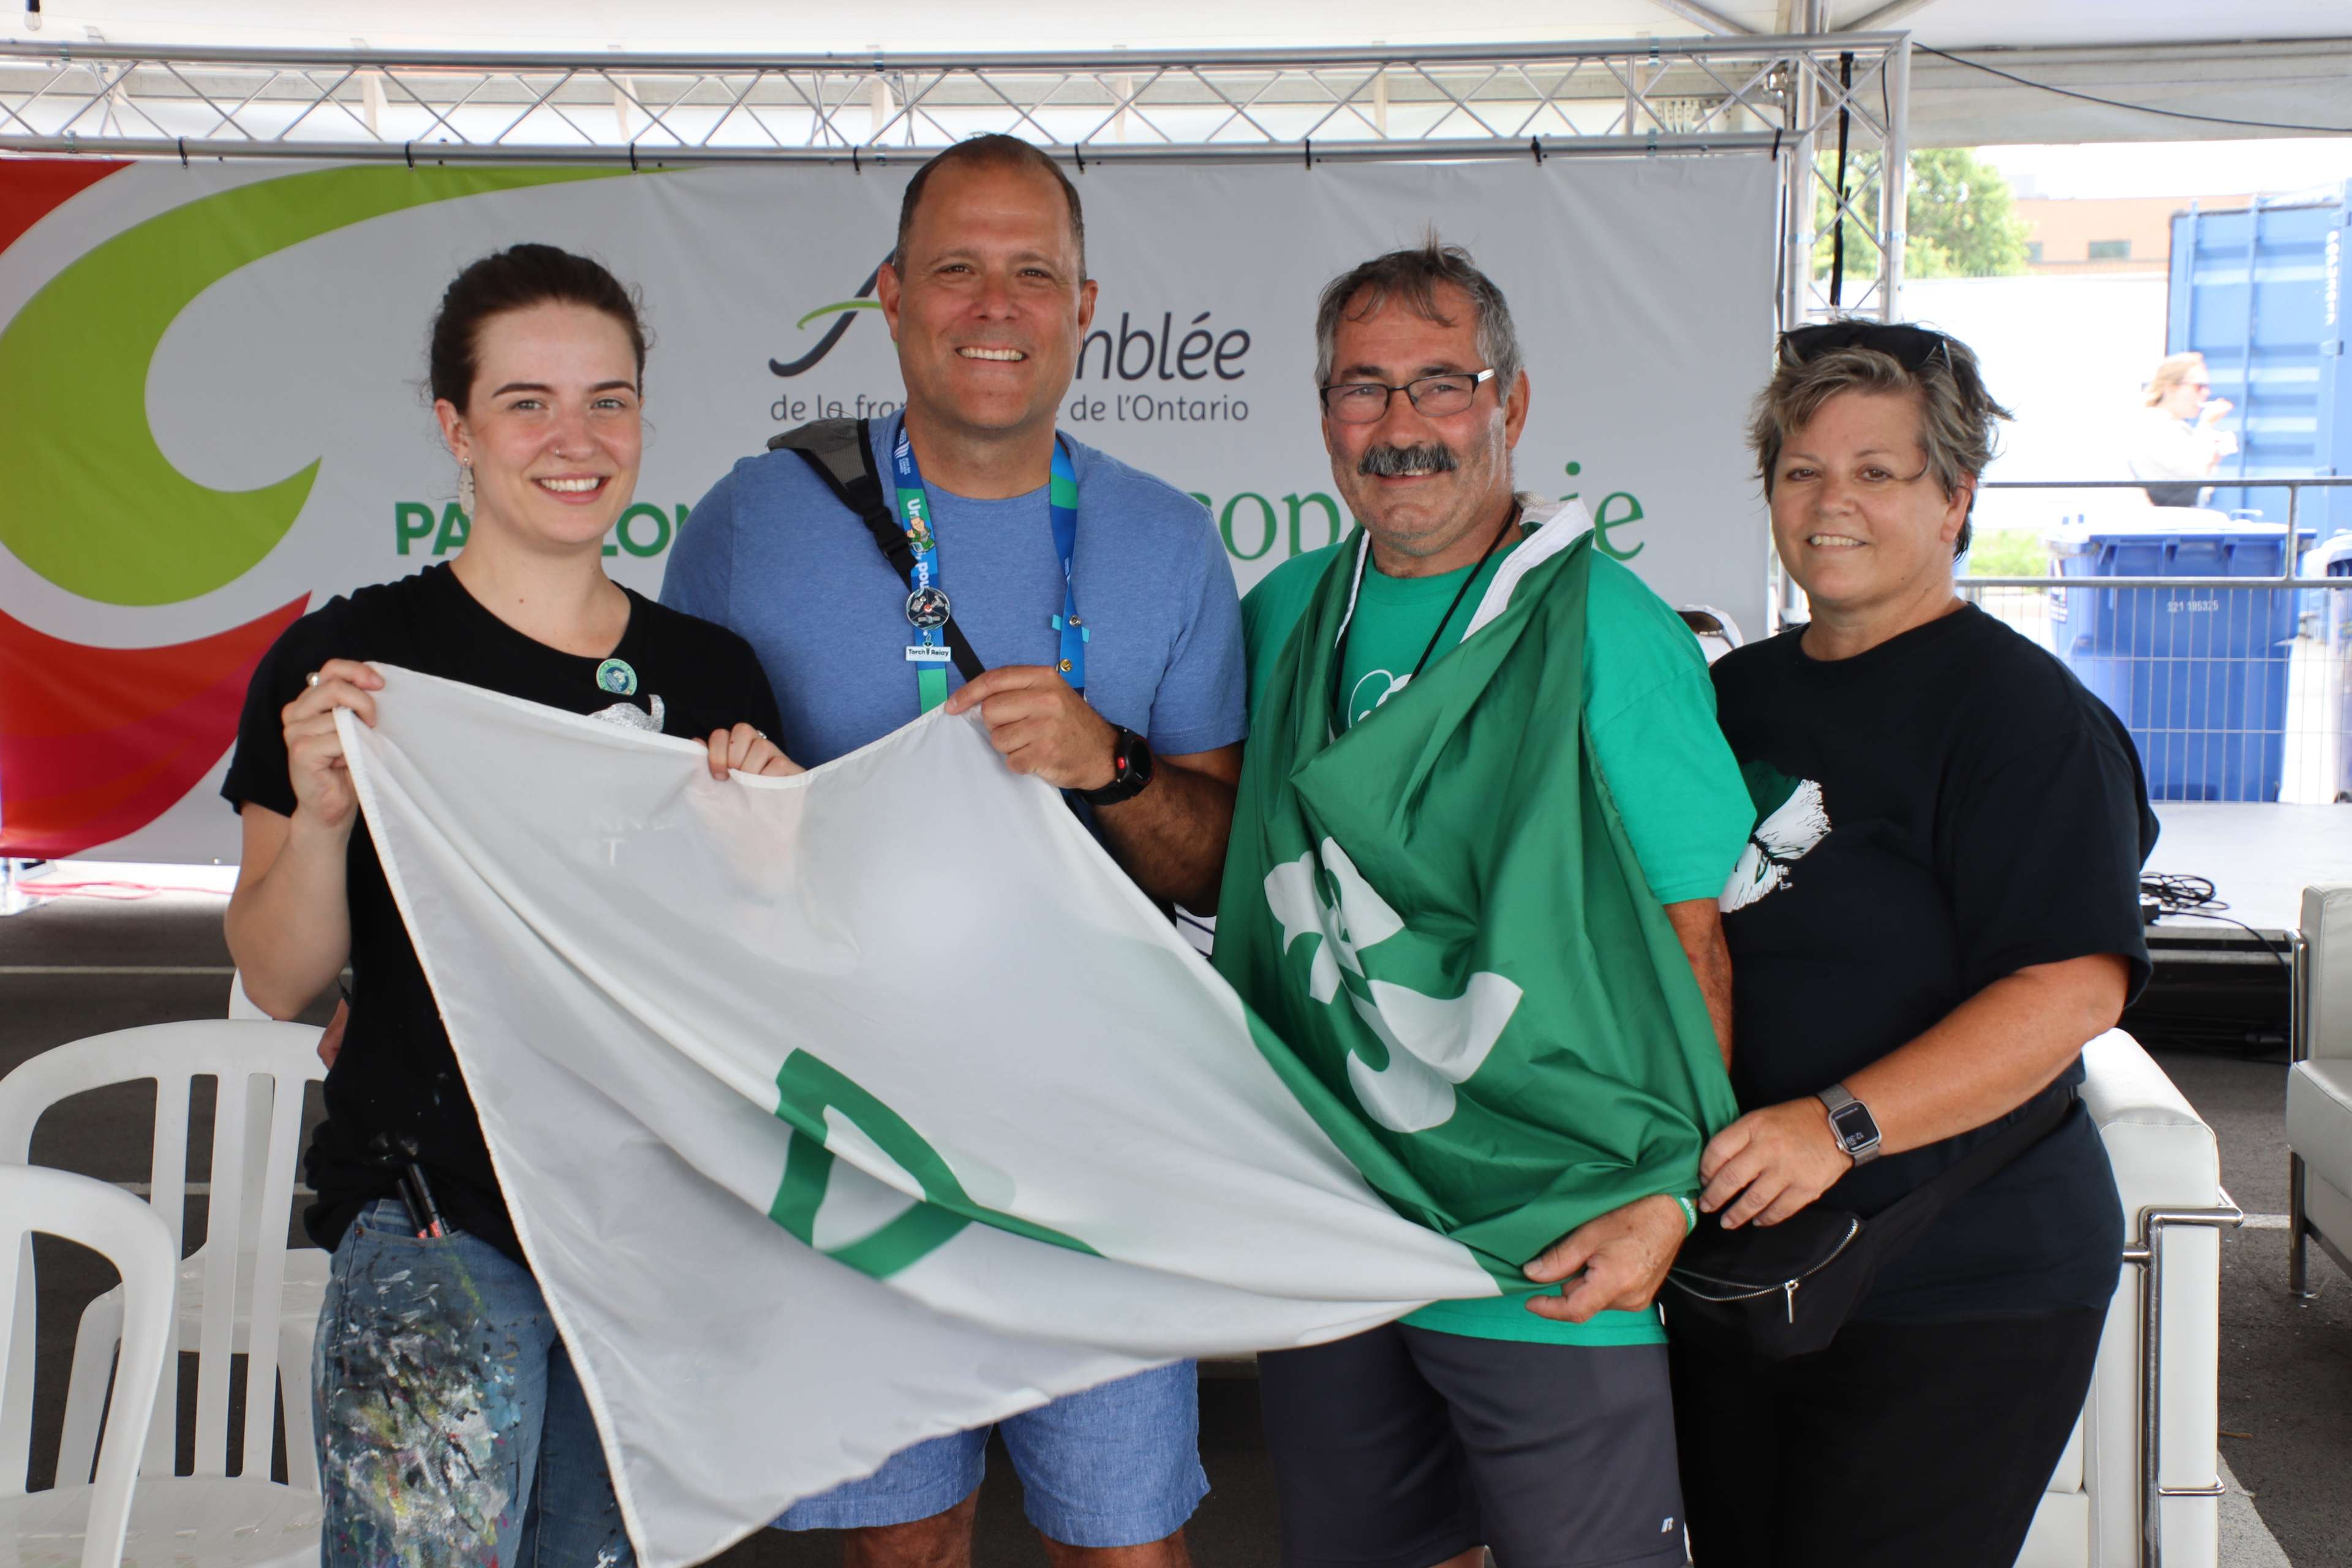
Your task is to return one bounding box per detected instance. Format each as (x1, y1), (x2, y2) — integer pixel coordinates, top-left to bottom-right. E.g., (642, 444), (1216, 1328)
(0, 164), (623, 606)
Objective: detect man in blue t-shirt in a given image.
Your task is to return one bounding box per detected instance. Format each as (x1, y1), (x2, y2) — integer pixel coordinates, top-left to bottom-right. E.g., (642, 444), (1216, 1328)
(662, 134), (1240, 1568)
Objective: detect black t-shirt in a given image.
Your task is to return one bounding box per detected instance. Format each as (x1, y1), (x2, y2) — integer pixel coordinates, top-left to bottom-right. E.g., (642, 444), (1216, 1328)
(1711, 604), (2158, 1321)
(223, 562), (783, 1264)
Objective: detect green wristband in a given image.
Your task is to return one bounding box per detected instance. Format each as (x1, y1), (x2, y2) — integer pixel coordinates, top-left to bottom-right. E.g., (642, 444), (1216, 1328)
(1675, 1195), (1698, 1234)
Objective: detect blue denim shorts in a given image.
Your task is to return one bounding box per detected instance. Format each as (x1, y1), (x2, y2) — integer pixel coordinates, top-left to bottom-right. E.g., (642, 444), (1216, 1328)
(775, 1360), (1206, 1548)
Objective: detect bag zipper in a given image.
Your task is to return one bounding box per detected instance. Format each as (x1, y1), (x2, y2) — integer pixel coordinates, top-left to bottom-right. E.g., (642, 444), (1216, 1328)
(1666, 1215), (1863, 1303)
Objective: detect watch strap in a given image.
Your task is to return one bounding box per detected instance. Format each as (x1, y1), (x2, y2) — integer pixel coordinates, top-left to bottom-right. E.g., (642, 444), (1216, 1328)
(1079, 726), (1152, 806)
(1816, 1081), (1882, 1165)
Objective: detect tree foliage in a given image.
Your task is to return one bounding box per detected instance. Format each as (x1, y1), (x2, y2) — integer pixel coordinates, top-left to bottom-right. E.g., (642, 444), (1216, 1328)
(1814, 147), (2032, 282)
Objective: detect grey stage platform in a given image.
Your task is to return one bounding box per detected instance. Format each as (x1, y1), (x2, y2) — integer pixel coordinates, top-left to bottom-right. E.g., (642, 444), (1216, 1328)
(2146, 803), (2352, 941)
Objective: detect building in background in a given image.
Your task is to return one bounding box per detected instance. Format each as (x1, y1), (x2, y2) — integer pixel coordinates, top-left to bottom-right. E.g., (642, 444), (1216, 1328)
(2014, 193), (2252, 275)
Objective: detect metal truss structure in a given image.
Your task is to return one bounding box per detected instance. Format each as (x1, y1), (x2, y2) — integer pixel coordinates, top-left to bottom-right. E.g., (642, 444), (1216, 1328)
(0, 33), (1910, 325)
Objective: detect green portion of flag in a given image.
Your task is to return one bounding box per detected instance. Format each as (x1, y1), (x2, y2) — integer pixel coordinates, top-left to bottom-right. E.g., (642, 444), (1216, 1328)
(1213, 530), (1739, 1285)
(769, 1050), (1096, 1279)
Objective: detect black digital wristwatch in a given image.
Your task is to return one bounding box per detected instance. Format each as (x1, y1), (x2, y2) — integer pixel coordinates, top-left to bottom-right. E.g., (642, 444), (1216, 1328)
(1079, 726), (1155, 806)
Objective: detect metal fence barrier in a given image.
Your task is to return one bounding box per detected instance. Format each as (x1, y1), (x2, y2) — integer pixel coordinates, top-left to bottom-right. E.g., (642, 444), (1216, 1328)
(1961, 478), (2352, 805)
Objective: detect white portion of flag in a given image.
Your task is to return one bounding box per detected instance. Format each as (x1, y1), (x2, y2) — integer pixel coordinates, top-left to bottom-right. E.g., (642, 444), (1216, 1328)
(338, 668), (1496, 1568)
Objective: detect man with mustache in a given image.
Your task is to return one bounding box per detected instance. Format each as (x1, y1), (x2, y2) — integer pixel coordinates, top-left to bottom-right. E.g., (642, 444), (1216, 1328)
(1218, 241), (1753, 1568)
(663, 134), (1241, 1568)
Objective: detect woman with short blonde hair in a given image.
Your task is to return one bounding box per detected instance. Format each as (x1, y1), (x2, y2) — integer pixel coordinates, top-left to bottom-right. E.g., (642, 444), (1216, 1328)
(1673, 320), (2157, 1568)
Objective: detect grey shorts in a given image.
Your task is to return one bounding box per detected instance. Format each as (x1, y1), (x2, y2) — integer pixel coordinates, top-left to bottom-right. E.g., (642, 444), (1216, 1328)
(1258, 1322), (1688, 1568)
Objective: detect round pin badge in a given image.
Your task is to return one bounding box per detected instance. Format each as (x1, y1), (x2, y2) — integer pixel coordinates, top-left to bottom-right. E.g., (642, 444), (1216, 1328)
(595, 657), (639, 696)
(905, 586), (952, 630)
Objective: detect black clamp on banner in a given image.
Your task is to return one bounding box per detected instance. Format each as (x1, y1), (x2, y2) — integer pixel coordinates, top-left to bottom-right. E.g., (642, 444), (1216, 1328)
(851, 145), (862, 175)
(176, 137), (188, 167)
(1529, 136), (1545, 165)
(403, 141), (416, 169)
(1302, 136), (1312, 172)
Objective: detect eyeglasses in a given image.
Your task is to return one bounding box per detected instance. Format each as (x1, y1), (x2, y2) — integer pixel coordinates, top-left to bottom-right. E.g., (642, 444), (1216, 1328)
(1781, 320), (1955, 373)
(1319, 368), (1496, 423)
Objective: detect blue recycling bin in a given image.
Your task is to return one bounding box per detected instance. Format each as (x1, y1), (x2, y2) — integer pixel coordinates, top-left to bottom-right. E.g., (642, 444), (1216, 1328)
(2046, 515), (2312, 802)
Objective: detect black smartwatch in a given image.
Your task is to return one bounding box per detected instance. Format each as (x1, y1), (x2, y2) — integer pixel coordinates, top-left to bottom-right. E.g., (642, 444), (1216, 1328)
(1815, 1082), (1882, 1166)
(1079, 726), (1155, 806)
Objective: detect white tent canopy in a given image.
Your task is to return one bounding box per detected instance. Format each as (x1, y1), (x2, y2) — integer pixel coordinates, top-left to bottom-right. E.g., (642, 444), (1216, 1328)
(5, 1), (2347, 145)
(2, 1), (2340, 55)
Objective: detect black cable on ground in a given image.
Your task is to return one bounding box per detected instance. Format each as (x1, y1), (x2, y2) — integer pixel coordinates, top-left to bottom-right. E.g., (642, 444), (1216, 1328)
(2141, 872), (2293, 972)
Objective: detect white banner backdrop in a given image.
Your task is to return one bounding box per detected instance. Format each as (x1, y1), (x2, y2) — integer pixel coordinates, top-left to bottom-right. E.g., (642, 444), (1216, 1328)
(0, 154), (1774, 863)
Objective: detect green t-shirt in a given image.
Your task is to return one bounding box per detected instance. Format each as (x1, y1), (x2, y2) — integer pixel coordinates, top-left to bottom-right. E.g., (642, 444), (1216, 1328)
(1238, 520), (1752, 1345)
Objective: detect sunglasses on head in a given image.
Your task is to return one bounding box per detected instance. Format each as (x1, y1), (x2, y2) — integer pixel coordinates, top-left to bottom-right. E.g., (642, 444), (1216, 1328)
(1781, 320), (1956, 372)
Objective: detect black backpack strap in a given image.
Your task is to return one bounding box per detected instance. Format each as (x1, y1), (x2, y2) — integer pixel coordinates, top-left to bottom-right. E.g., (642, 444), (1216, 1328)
(766, 418), (987, 684)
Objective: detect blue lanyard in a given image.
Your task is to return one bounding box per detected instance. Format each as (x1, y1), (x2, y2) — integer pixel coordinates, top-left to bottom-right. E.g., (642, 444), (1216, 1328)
(889, 424), (1087, 712)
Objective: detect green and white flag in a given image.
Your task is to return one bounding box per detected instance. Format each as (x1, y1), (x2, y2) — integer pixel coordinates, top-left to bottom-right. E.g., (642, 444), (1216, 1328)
(1212, 511), (1740, 1281)
(337, 673), (1497, 1568)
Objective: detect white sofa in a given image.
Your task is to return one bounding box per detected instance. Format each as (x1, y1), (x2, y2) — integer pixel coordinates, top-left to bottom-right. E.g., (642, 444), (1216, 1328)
(2016, 1030), (2234, 1568)
(2290, 884), (2352, 1298)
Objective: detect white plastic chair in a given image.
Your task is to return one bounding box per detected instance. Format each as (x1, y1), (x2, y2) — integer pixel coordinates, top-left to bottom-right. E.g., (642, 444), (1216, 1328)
(205, 977), (333, 1491)
(0, 1165), (177, 1568)
(1675, 604), (1746, 665)
(0, 1022), (330, 1547)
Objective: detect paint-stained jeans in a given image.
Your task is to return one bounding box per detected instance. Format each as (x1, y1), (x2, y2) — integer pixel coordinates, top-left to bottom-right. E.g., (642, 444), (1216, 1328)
(314, 1198), (634, 1568)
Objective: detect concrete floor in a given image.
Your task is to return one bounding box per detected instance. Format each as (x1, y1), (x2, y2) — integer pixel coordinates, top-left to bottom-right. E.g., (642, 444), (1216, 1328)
(2, 890), (2345, 1565)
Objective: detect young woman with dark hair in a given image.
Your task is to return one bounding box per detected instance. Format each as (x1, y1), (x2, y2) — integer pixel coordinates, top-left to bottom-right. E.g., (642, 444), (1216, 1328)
(224, 243), (795, 1567)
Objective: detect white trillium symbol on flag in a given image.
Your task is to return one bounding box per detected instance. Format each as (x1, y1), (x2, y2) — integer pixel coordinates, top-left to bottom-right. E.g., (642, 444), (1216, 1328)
(1264, 838), (1523, 1134)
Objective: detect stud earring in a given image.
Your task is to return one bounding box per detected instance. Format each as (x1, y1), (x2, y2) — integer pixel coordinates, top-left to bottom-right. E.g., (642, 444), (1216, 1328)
(458, 458), (475, 515)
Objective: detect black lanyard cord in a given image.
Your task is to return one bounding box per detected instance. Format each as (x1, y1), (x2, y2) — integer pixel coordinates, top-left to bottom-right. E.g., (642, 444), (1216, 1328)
(1331, 500), (1522, 729)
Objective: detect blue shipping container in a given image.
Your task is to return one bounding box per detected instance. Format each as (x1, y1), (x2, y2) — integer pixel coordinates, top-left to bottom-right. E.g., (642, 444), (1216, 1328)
(2049, 518), (2310, 802)
(2167, 184), (2350, 537)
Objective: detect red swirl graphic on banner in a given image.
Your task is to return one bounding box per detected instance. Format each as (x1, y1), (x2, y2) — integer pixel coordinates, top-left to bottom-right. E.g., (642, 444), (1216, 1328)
(0, 596), (307, 858)
(0, 159), (128, 260)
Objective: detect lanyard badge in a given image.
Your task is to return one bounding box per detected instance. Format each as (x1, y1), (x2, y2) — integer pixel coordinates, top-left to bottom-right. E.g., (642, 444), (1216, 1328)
(891, 426), (956, 712)
(890, 422), (1088, 713)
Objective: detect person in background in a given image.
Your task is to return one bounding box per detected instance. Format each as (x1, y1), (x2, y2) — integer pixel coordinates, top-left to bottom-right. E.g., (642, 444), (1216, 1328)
(662, 133), (1242, 1568)
(224, 244), (791, 1568)
(2125, 349), (2235, 507)
(1678, 320), (2157, 1567)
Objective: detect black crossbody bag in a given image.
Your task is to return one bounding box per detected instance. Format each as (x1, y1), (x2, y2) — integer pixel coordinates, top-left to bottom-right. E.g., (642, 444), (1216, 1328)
(1662, 1085), (2074, 1361)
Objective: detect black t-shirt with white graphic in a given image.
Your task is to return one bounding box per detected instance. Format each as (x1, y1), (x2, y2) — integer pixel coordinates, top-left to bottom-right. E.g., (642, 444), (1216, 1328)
(1710, 604), (2157, 1321)
(223, 562), (783, 1264)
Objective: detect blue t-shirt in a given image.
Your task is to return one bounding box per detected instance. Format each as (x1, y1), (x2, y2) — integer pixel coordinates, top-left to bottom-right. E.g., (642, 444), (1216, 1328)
(662, 414), (1246, 769)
